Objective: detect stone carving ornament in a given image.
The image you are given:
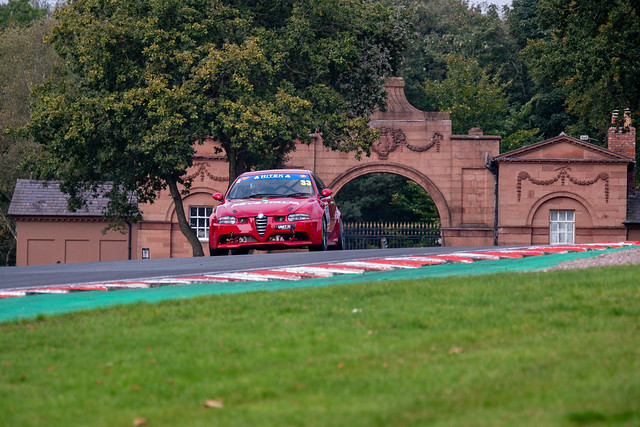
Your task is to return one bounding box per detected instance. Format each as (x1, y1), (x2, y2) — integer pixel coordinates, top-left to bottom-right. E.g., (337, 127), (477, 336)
(372, 128), (442, 160)
(517, 167), (609, 203)
(185, 162), (228, 183)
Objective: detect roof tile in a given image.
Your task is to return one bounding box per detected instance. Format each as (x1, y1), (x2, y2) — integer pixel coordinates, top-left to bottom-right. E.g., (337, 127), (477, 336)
(8, 179), (132, 217)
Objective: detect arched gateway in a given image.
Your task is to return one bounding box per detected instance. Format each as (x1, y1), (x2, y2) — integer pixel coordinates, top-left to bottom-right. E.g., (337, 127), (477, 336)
(286, 77), (500, 246)
(135, 77), (501, 256)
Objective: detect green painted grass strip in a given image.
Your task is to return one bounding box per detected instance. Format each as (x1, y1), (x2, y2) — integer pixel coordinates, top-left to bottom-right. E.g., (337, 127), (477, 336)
(0, 246), (634, 322)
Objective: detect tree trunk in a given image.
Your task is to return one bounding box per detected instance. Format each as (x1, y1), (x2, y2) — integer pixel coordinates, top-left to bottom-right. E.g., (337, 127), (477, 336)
(168, 179), (205, 257)
(227, 145), (247, 183)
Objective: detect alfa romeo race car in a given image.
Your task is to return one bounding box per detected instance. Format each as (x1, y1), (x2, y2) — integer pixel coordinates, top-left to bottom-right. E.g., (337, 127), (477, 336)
(209, 169), (345, 255)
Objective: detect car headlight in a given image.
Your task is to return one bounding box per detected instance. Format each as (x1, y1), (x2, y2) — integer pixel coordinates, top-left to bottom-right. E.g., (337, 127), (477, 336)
(287, 213), (310, 221)
(217, 216), (236, 224)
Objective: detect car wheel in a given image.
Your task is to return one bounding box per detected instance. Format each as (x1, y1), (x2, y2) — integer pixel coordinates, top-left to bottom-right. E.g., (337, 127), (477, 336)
(209, 247), (228, 256)
(310, 218), (328, 251)
(336, 220), (346, 250)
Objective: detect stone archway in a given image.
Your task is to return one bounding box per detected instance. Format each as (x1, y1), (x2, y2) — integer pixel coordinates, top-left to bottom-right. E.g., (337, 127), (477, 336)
(286, 77), (500, 247)
(328, 162), (452, 228)
(139, 77), (501, 254)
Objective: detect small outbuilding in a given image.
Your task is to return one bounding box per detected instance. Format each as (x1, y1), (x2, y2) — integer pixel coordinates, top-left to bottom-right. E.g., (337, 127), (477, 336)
(8, 180), (137, 265)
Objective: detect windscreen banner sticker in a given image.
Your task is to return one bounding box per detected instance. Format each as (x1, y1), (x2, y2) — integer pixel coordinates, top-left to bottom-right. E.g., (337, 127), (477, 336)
(228, 200), (302, 207)
(246, 173), (308, 181)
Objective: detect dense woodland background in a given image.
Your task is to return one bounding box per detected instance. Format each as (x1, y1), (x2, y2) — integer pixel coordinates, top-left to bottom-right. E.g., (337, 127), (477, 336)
(1, 0), (639, 264)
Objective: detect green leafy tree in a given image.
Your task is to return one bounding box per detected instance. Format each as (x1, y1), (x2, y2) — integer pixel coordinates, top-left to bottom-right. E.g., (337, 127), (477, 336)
(397, 0), (543, 152)
(522, 0), (640, 142)
(389, 179), (439, 221)
(26, 0), (409, 257)
(0, 0), (48, 28)
(337, 173), (437, 222)
(506, 0), (546, 51)
(399, 0), (525, 110)
(0, 17), (60, 265)
(421, 55), (509, 135)
(421, 54), (542, 151)
(190, 1), (410, 180)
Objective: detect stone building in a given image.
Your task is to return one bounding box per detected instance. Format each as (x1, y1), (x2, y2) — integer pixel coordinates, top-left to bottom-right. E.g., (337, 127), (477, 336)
(8, 181), (138, 265)
(492, 131), (635, 245)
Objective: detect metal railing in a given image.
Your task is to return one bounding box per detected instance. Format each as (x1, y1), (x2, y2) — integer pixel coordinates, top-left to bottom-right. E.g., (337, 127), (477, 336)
(343, 220), (441, 250)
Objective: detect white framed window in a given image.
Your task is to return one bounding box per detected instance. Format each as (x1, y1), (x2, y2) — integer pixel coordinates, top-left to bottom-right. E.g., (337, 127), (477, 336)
(550, 210), (575, 245)
(190, 206), (213, 241)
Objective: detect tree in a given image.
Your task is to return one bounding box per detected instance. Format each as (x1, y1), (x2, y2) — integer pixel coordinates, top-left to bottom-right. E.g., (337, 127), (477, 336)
(26, 0), (409, 257)
(395, 0), (545, 152)
(0, 0), (48, 29)
(522, 0), (640, 142)
(0, 17), (60, 265)
(421, 54), (544, 152)
(399, 0), (524, 110)
(190, 1), (410, 180)
(421, 55), (509, 135)
(336, 173), (437, 222)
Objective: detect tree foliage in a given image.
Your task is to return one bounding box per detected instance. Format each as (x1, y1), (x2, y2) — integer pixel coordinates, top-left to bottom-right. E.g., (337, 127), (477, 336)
(398, 0), (541, 153)
(421, 54), (509, 136)
(0, 0), (48, 29)
(0, 16), (59, 265)
(419, 54), (541, 151)
(522, 0), (640, 142)
(337, 173), (438, 222)
(26, 0), (409, 256)
(189, 0), (410, 179)
(400, 0), (524, 109)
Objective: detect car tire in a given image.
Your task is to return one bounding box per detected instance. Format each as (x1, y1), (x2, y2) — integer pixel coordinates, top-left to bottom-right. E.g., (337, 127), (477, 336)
(209, 247), (228, 256)
(310, 218), (328, 251)
(336, 220), (346, 250)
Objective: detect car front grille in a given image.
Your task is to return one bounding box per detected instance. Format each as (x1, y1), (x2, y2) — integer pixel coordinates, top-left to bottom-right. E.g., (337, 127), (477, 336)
(255, 216), (268, 236)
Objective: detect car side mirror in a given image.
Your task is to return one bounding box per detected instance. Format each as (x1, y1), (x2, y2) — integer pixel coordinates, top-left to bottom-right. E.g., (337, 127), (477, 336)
(212, 193), (224, 201)
(321, 189), (333, 197)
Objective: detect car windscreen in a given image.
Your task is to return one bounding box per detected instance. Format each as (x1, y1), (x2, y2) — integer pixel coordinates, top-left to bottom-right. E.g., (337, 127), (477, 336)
(227, 173), (316, 199)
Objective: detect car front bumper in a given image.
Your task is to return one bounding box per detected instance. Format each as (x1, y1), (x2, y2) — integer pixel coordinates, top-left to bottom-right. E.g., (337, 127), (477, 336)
(210, 218), (321, 250)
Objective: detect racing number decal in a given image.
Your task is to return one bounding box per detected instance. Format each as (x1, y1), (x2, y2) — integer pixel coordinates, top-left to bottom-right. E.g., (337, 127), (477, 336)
(300, 179), (312, 186)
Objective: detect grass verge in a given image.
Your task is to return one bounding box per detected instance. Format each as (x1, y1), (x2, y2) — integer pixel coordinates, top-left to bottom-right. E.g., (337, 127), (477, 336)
(1, 265), (639, 426)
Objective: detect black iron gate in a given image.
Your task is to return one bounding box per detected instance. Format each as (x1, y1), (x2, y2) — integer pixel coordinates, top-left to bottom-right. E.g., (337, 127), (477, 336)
(343, 220), (441, 250)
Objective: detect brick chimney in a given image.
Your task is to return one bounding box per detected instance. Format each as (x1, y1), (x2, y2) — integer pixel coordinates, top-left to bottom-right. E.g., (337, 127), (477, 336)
(608, 109), (636, 158)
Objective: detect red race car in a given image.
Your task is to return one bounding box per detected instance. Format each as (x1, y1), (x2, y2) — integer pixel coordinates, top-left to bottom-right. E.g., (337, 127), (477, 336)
(209, 169), (345, 255)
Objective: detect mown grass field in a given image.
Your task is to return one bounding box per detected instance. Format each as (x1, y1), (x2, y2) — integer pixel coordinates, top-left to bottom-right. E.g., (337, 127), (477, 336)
(1, 264), (639, 426)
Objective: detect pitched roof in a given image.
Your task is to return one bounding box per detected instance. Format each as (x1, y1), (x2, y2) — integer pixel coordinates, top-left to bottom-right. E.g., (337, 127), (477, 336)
(8, 179), (120, 217)
(493, 133), (634, 163)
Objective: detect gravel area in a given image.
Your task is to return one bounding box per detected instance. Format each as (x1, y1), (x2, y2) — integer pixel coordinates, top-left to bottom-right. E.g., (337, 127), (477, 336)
(546, 247), (640, 271)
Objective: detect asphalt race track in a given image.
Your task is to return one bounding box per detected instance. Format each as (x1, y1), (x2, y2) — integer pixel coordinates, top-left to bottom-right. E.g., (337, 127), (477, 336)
(0, 246), (488, 291)
(1, 243), (638, 322)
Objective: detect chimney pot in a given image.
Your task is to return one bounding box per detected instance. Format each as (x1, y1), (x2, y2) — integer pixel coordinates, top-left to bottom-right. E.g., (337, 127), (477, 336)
(624, 108), (632, 127)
